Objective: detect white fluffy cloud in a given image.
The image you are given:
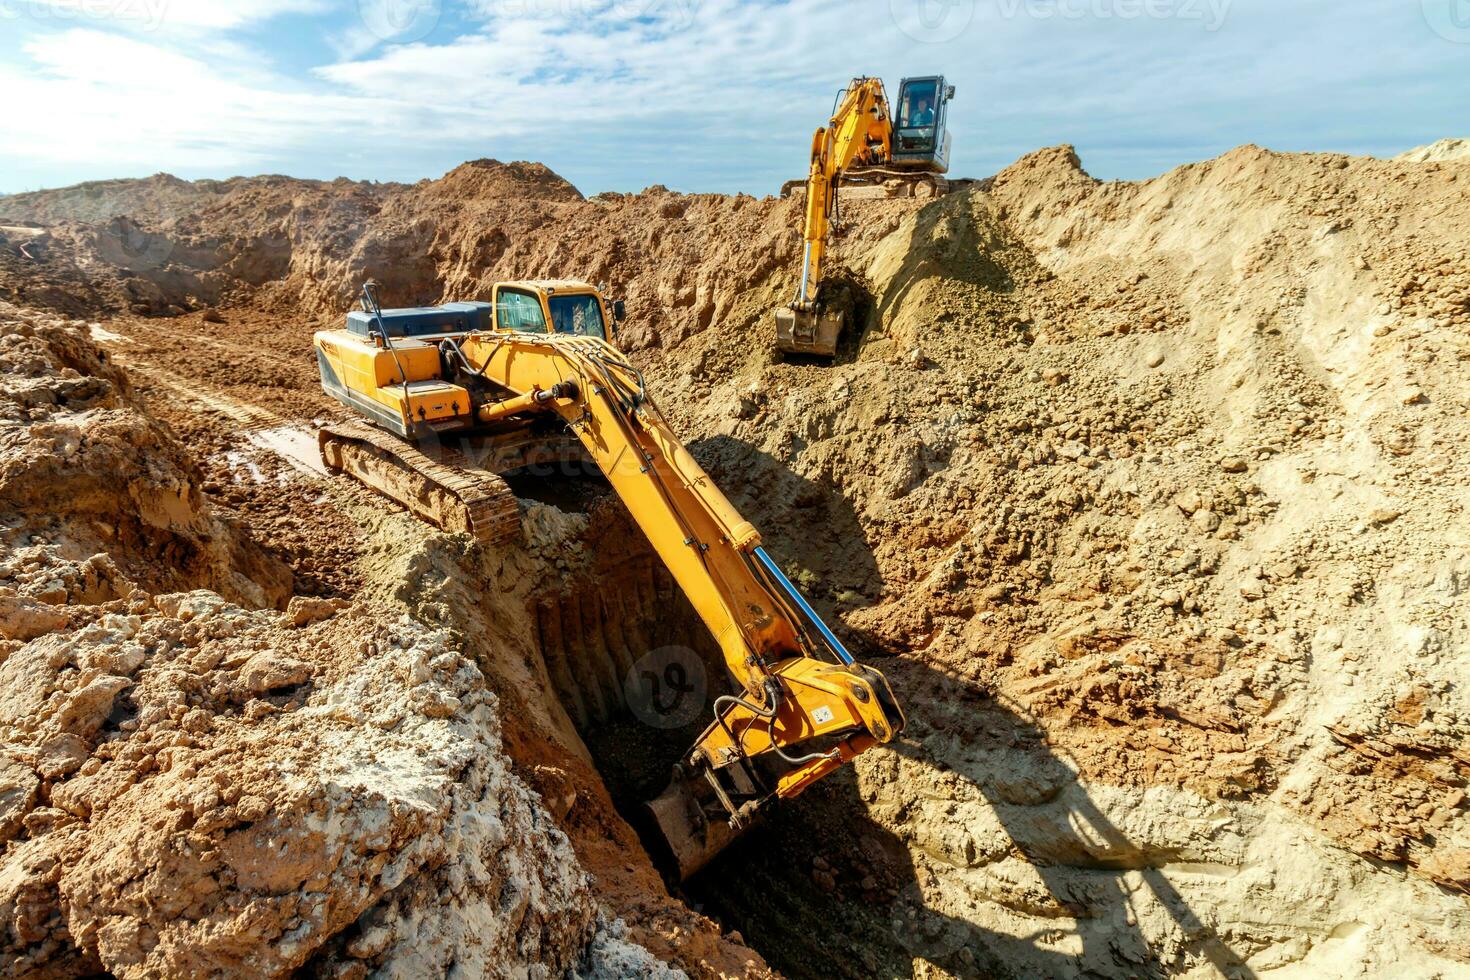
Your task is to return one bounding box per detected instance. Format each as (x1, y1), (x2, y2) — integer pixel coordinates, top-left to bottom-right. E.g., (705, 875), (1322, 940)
(0, 28), (364, 171)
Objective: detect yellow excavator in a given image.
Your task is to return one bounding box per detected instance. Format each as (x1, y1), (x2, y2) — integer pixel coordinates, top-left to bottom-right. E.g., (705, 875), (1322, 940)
(776, 74), (961, 357)
(314, 280), (905, 877)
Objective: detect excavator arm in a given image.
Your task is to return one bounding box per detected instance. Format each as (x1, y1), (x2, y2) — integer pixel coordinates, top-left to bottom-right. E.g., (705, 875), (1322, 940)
(775, 76), (893, 355)
(456, 330), (905, 877)
(795, 76), (892, 310)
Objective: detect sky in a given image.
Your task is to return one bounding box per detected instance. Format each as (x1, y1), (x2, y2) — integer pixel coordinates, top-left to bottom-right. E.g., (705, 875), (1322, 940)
(0, 0), (1467, 196)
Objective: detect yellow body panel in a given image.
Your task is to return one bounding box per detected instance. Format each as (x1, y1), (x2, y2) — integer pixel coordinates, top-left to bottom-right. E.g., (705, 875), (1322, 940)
(314, 329), (467, 426)
(396, 379), (469, 421)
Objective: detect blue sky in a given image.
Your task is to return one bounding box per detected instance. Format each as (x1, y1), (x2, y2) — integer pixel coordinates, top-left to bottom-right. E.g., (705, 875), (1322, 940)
(0, 0), (1466, 196)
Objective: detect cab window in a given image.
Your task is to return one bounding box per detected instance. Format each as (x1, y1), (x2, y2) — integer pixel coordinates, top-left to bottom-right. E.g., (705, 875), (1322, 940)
(897, 80), (939, 131)
(548, 293), (607, 340)
(496, 289), (546, 331)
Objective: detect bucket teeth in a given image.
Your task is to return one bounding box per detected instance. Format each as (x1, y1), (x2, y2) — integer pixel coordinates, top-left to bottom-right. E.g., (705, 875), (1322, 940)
(774, 306), (845, 357)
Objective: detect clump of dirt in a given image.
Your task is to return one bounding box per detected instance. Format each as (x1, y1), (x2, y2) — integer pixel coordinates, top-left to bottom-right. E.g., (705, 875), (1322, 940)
(0, 592), (615, 977)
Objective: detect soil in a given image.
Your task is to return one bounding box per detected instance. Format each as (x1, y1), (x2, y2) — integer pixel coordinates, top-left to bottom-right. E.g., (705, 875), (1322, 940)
(1, 141), (1467, 979)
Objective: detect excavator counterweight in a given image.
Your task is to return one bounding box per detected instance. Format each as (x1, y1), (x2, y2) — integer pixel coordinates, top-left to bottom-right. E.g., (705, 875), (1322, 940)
(313, 279), (905, 877)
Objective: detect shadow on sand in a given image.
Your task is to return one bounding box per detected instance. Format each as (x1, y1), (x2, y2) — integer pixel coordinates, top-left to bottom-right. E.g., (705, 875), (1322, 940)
(678, 436), (1255, 980)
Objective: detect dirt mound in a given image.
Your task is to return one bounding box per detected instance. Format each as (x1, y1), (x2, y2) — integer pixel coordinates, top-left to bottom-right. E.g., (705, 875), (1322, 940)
(0, 601), (598, 977)
(0, 173), (231, 226)
(426, 159), (585, 202)
(2, 142), (1468, 977)
(0, 304), (291, 610)
(1395, 137), (1470, 163)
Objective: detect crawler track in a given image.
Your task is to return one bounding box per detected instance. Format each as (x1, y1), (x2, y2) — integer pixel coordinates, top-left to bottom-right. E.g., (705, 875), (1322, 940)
(317, 419), (523, 545)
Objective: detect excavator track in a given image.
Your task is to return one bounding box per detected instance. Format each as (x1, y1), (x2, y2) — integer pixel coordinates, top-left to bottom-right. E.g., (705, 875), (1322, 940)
(317, 418), (521, 545)
(780, 168), (974, 200)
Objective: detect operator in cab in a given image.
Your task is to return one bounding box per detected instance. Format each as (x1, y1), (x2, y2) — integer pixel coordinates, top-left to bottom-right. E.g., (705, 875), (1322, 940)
(902, 81), (937, 128)
(911, 95), (934, 127)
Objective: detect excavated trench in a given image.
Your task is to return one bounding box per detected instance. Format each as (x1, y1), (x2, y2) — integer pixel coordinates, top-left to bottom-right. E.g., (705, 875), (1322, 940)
(497, 470), (906, 976)
(523, 506), (725, 812)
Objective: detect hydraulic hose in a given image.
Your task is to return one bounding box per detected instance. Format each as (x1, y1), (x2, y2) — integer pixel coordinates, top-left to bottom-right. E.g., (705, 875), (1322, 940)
(750, 546), (856, 666)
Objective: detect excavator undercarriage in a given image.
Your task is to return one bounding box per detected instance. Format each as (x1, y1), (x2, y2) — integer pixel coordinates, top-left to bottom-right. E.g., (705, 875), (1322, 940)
(779, 166), (962, 201)
(317, 418), (589, 544)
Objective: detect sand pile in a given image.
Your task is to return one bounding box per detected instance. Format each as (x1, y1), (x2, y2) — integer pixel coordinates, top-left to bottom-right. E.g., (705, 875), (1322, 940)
(1394, 138), (1470, 163)
(1, 143), (1467, 978)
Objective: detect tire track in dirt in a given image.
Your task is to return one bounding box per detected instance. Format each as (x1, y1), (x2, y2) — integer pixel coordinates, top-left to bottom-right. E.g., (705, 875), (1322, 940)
(96, 328), (370, 598)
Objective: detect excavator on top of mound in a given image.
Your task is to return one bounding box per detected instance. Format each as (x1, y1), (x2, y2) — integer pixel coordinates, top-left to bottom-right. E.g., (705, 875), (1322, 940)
(776, 74), (969, 357)
(313, 281), (905, 878)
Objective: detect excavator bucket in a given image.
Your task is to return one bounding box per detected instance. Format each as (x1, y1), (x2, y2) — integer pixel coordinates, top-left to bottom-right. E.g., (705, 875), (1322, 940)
(642, 769), (742, 881)
(774, 306), (844, 357)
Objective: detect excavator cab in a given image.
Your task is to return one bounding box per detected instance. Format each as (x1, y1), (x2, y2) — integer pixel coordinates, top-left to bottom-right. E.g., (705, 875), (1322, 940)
(892, 75), (954, 174)
(491, 280), (617, 342)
